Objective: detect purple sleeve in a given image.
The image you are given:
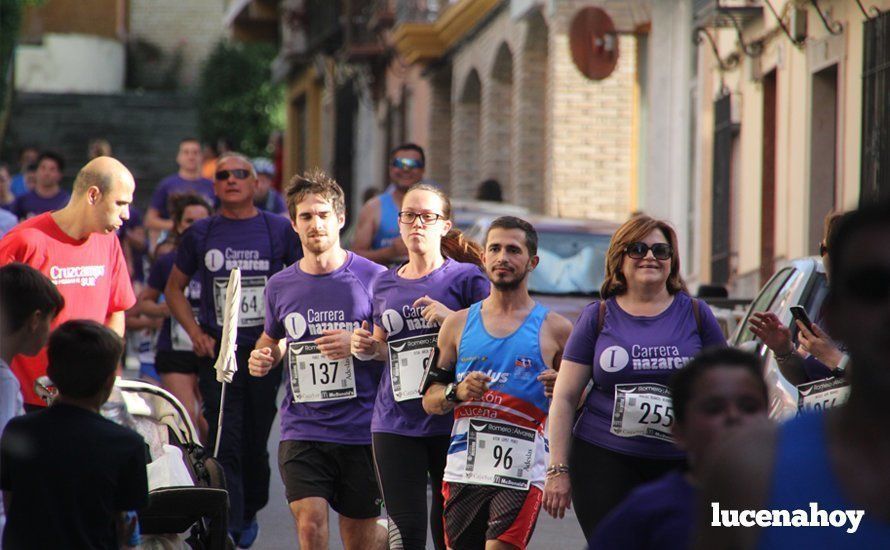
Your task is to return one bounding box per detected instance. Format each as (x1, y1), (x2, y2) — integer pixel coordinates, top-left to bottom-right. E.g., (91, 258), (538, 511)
(174, 226), (200, 277)
(371, 275), (385, 329)
(264, 282), (285, 340)
(147, 255), (172, 292)
(563, 301), (600, 366)
(698, 301), (728, 348)
(150, 181), (169, 216)
(128, 206), (143, 228)
(274, 192), (287, 215)
(284, 226), (303, 265)
(465, 267), (491, 304)
(588, 499), (648, 549)
(802, 355), (834, 380)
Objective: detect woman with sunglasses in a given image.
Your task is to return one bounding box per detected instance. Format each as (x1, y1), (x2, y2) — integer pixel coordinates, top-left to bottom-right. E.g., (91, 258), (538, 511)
(543, 215), (726, 539)
(351, 183), (489, 550)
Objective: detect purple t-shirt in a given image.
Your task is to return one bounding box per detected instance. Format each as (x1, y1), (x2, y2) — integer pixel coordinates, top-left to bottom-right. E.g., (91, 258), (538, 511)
(256, 190), (287, 215)
(147, 251), (201, 353)
(589, 470), (693, 550)
(150, 174), (215, 218)
(564, 293), (726, 459)
(118, 206), (146, 282)
(10, 189), (70, 220)
(265, 252), (386, 444)
(371, 258), (490, 437)
(175, 211), (301, 347)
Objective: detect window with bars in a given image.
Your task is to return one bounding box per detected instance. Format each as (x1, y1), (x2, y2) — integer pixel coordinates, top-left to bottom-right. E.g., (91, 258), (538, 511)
(860, 10), (890, 204)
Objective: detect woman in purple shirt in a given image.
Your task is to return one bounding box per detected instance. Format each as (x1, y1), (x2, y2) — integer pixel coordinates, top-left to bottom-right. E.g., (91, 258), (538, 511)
(351, 183), (489, 550)
(544, 215), (726, 539)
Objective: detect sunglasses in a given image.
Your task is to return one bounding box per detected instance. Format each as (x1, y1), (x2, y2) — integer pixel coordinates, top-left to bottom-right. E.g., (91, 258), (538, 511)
(215, 169), (251, 180)
(841, 266), (890, 303)
(625, 242), (673, 260)
(398, 211), (444, 225)
(392, 157), (424, 170)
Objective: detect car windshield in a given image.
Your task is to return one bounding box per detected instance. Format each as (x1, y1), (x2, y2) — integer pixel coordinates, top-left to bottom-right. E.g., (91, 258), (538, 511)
(529, 231), (611, 294)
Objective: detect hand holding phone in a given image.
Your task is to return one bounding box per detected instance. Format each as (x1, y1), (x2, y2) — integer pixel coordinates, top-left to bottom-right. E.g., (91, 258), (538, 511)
(790, 306), (814, 332)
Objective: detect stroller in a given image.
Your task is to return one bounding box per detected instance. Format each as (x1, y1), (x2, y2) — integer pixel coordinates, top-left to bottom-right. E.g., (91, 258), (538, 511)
(35, 377), (231, 549)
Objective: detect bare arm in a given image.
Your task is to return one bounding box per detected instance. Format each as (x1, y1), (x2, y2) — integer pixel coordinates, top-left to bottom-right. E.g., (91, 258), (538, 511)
(144, 207), (173, 232)
(350, 320), (389, 362)
(538, 313), (574, 397)
(166, 266), (215, 357)
(351, 199), (405, 264)
(138, 286), (170, 319)
(106, 310), (126, 337)
(422, 311), (466, 415)
(249, 332), (286, 377)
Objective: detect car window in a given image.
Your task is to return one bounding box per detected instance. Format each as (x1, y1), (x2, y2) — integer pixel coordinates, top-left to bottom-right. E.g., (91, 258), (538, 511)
(734, 267), (797, 344)
(529, 231), (611, 294)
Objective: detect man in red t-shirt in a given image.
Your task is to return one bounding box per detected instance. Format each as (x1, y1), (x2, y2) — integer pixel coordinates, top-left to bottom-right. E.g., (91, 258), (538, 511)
(0, 156), (137, 408)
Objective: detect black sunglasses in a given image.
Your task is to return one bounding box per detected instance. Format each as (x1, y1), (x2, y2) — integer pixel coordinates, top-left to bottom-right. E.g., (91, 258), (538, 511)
(841, 266), (890, 303)
(391, 157), (424, 170)
(625, 242), (673, 260)
(215, 169), (251, 180)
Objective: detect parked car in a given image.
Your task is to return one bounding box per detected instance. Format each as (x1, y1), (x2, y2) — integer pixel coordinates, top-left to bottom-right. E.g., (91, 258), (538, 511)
(450, 199), (530, 231)
(464, 214), (621, 322)
(731, 257), (830, 420)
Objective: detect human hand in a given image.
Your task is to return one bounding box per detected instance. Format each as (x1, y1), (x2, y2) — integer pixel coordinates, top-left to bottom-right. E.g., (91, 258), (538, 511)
(456, 371), (490, 401)
(351, 320), (380, 359)
(749, 312), (794, 355)
(248, 347), (275, 377)
(538, 369), (558, 398)
(315, 329), (351, 360)
(413, 295), (453, 326)
(797, 322), (844, 369)
(543, 474), (572, 519)
(189, 329), (217, 358)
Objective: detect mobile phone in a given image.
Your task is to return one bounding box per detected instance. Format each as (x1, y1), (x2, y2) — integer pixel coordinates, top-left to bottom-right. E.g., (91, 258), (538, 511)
(790, 306), (814, 332)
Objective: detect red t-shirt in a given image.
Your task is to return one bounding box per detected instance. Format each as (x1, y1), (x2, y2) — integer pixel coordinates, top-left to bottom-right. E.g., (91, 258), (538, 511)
(0, 213), (136, 406)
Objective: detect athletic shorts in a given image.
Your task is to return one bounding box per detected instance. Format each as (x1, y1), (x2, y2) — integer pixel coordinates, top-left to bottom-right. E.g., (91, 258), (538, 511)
(155, 350), (201, 375)
(278, 440), (382, 519)
(442, 482), (543, 550)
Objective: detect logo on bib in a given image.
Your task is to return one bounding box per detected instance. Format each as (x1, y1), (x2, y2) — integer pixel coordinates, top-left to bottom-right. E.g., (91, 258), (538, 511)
(600, 346), (630, 373)
(285, 312), (308, 339)
(205, 249), (224, 271)
(381, 309), (405, 336)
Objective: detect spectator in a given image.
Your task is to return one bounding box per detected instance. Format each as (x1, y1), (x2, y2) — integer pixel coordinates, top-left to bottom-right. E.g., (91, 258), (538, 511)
(9, 147), (38, 198)
(0, 320), (149, 549)
(475, 179), (503, 202)
(252, 158), (287, 215)
(0, 163), (14, 207)
(201, 142), (219, 181)
(9, 151), (70, 220)
(0, 263), (64, 534)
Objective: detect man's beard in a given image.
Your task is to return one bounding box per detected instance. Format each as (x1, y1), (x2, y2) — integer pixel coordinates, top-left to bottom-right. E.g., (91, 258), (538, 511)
(490, 268), (529, 291)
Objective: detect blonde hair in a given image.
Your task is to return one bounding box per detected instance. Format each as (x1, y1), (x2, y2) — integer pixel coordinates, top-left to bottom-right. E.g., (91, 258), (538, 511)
(600, 215), (687, 298)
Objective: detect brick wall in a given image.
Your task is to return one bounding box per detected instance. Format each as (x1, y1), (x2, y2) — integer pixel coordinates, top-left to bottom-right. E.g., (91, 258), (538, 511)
(129, 0), (227, 88)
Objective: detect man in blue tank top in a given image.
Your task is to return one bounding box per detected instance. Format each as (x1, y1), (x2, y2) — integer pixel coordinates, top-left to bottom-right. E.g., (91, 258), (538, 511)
(422, 216), (573, 550)
(697, 202), (890, 549)
(353, 143), (425, 265)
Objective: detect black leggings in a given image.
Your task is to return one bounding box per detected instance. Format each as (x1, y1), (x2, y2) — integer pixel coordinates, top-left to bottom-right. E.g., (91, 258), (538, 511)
(569, 437), (685, 540)
(372, 432), (450, 550)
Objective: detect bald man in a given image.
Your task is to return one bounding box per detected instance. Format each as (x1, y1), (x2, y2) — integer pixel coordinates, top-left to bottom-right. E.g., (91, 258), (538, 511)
(0, 156), (137, 409)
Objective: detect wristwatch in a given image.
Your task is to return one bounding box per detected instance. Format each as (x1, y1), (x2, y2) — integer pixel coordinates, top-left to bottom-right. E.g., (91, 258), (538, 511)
(444, 382), (460, 403)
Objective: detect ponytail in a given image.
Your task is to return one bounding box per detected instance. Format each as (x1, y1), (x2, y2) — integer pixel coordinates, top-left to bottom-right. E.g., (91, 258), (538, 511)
(441, 228), (484, 267)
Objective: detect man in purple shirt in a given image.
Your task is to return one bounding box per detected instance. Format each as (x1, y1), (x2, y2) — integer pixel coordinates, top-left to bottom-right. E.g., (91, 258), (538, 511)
(249, 169), (387, 550)
(145, 138), (214, 246)
(10, 151), (70, 220)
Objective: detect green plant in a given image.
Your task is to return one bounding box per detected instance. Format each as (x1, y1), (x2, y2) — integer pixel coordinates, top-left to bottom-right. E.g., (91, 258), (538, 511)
(197, 40), (284, 158)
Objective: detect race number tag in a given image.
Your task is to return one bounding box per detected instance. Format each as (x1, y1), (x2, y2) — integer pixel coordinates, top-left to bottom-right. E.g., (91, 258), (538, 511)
(288, 341), (356, 403)
(213, 275), (267, 327)
(171, 307), (200, 351)
(611, 383), (675, 442)
(388, 334), (437, 402)
(797, 377), (850, 413)
(465, 419), (537, 490)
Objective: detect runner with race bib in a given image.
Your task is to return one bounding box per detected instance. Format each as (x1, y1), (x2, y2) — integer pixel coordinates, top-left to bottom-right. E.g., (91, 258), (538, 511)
(421, 216), (571, 550)
(544, 215), (726, 539)
(165, 152), (301, 546)
(248, 170), (387, 550)
(350, 183), (489, 550)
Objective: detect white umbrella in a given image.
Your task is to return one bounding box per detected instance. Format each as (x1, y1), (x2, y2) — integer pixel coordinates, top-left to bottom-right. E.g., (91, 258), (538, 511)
(212, 267), (241, 457)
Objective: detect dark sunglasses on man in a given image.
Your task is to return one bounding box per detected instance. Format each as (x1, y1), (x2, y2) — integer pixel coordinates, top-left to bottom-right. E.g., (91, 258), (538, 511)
(625, 242), (673, 260)
(215, 169), (251, 180)
(392, 157), (424, 171)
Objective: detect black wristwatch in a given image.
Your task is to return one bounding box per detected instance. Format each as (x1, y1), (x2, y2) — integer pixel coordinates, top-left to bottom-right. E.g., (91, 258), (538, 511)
(444, 382), (461, 403)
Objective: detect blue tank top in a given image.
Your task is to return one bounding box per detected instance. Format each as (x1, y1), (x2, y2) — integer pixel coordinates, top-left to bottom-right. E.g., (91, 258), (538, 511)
(444, 301), (551, 488)
(371, 191), (400, 249)
(759, 412), (890, 548)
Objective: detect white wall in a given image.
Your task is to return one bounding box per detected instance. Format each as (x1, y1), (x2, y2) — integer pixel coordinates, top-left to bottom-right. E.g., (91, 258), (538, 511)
(15, 34), (125, 94)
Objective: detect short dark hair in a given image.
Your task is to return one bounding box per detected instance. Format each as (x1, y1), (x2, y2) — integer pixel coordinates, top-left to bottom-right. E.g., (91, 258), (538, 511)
(179, 137), (201, 147)
(486, 216), (538, 256)
(285, 168), (346, 221)
(47, 320), (123, 399)
(390, 142), (426, 165)
(0, 263), (64, 333)
(169, 192), (213, 243)
(669, 347), (767, 425)
(37, 151), (64, 173)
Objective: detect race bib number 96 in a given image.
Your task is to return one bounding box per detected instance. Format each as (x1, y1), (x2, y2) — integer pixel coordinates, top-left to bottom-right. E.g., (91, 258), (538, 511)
(611, 383), (674, 442)
(288, 341), (356, 403)
(465, 419), (536, 490)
